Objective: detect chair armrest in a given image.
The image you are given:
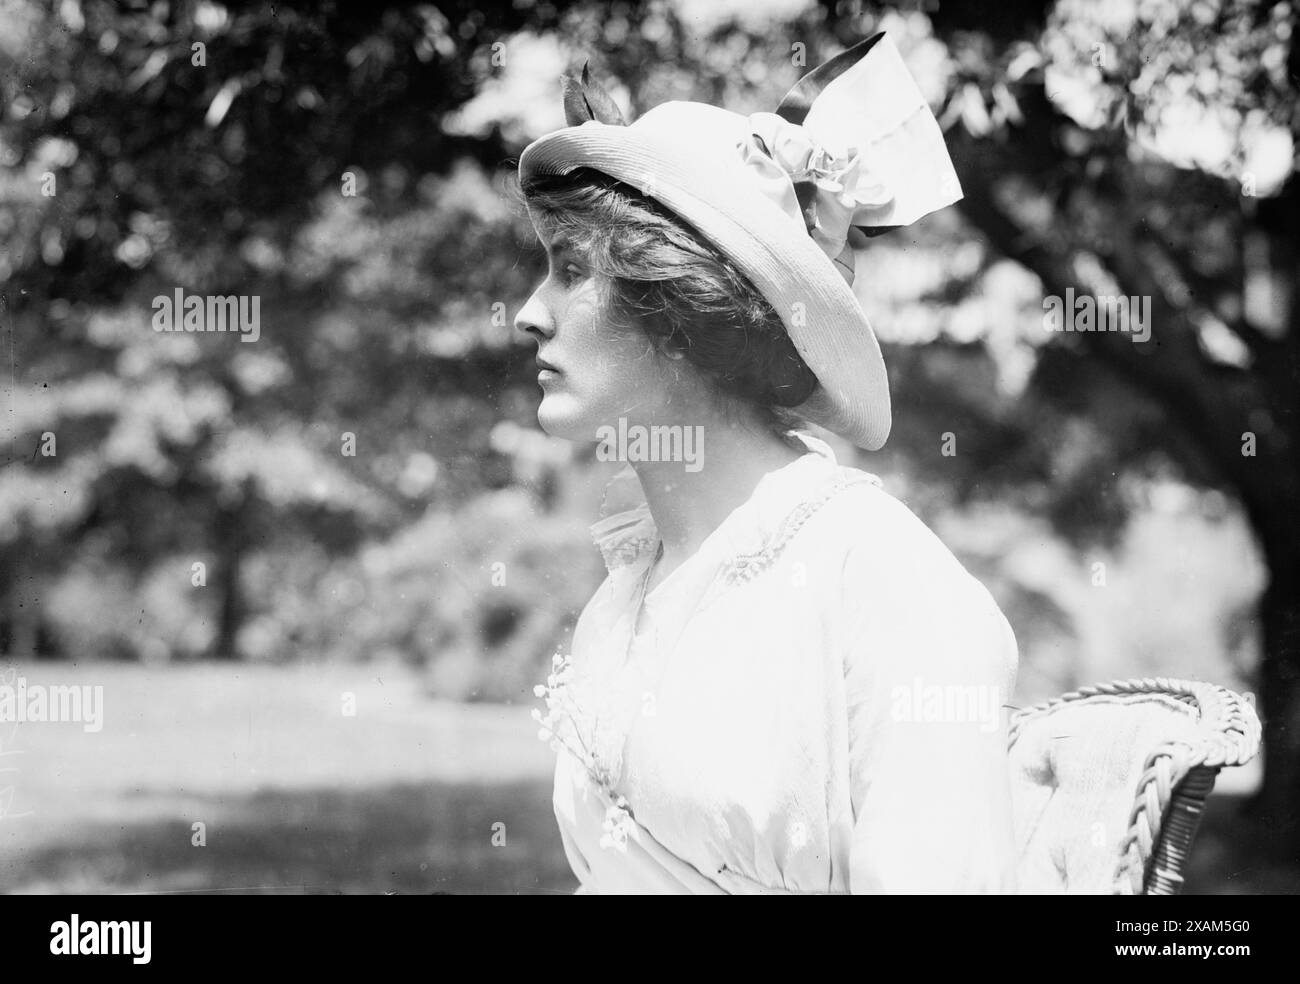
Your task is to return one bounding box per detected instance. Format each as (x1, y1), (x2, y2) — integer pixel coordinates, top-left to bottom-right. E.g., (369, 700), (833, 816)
(1010, 677), (1261, 895)
(1106, 680), (1260, 895)
(1144, 765), (1218, 895)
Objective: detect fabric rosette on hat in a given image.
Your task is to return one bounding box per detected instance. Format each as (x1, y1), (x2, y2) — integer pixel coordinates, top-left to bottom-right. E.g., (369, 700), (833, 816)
(519, 33), (962, 451)
(737, 110), (896, 282)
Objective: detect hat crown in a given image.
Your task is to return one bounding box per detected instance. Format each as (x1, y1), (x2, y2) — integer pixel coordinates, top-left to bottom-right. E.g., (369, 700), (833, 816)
(619, 101), (750, 165)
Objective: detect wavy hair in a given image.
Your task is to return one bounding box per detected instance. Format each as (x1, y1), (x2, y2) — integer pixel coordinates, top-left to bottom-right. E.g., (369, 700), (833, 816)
(520, 168), (819, 435)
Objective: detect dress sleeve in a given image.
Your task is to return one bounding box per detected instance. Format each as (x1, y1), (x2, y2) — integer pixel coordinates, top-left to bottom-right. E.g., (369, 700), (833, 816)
(838, 499), (1020, 894)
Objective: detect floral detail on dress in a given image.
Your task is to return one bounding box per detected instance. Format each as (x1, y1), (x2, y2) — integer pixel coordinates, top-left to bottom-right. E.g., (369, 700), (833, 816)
(534, 653), (608, 784)
(534, 651), (638, 850)
(599, 796), (634, 852)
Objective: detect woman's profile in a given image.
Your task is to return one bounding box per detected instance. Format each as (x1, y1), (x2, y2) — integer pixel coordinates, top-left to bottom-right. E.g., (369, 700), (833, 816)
(516, 33), (1019, 894)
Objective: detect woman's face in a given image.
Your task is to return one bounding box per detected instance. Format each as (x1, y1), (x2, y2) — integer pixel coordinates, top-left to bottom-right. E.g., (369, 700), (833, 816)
(515, 208), (689, 442)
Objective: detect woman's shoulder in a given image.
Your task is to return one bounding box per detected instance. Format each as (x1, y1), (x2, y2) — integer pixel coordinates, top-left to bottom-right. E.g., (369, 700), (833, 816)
(811, 469), (1011, 626)
(814, 467), (966, 572)
(810, 469), (1018, 679)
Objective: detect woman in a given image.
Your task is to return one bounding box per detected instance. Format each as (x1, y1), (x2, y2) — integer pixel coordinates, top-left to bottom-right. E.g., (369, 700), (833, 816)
(517, 33), (1019, 893)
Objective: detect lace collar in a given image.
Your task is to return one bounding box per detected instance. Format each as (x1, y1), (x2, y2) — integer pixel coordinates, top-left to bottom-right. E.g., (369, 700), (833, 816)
(587, 431), (880, 583)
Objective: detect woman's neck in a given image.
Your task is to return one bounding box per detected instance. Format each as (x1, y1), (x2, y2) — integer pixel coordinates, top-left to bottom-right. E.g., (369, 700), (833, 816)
(631, 420), (805, 574)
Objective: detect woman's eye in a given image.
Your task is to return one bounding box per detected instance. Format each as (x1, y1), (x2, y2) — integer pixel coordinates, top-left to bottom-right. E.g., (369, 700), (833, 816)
(557, 262), (585, 286)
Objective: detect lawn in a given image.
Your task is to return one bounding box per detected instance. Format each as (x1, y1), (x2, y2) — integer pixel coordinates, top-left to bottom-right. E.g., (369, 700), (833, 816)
(0, 662), (1289, 894)
(0, 662), (575, 894)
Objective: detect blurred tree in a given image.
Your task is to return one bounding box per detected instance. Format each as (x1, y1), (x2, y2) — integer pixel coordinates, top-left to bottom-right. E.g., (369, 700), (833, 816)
(0, 0), (562, 660)
(909, 0), (1300, 846)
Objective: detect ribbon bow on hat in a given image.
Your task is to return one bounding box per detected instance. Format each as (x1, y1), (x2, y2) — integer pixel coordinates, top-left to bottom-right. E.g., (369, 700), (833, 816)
(737, 33), (962, 284)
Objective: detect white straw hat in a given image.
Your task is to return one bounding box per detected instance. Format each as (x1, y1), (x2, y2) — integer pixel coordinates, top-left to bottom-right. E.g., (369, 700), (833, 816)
(518, 33), (961, 450)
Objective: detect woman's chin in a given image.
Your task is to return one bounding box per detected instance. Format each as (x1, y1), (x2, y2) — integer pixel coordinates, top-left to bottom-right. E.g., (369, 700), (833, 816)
(536, 397), (592, 442)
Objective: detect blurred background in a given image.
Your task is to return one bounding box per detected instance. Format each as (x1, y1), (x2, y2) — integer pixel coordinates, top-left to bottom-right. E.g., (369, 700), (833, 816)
(0, 0), (1296, 893)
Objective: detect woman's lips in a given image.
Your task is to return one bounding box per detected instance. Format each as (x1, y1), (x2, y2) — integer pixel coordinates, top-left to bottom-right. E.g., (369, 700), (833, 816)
(537, 355), (561, 382)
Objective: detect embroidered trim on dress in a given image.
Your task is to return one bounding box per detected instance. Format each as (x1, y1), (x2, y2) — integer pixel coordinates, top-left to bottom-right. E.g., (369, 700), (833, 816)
(721, 471), (881, 586)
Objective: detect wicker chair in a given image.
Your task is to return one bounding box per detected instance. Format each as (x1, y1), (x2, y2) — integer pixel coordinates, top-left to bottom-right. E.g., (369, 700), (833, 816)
(1006, 678), (1261, 894)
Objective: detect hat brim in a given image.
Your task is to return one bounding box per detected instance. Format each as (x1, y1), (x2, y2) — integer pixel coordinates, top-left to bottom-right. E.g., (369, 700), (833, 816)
(519, 104), (891, 451)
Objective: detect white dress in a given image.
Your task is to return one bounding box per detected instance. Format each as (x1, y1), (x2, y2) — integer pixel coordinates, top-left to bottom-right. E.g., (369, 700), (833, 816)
(536, 433), (1020, 893)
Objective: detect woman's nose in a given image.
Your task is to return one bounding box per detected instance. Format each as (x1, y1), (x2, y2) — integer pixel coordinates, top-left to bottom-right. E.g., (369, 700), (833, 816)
(514, 288), (554, 340)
